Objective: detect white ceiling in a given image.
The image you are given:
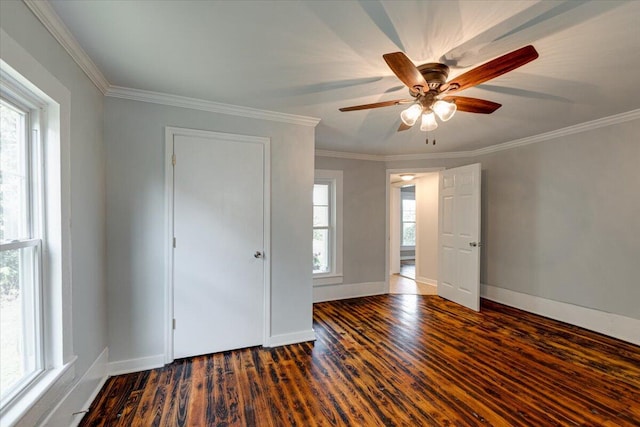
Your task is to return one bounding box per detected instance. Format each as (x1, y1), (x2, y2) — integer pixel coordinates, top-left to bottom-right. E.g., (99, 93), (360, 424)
(49, 0), (640, 155)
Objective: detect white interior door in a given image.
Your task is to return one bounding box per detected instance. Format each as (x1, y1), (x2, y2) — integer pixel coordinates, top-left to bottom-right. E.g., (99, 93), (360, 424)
(172, 131), (266, 359)
(437, 163), (481, 311)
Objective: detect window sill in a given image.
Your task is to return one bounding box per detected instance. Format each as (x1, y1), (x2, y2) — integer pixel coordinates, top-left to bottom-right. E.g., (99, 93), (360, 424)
(0, 356), (77, 427)
(313, 275), (344, 286)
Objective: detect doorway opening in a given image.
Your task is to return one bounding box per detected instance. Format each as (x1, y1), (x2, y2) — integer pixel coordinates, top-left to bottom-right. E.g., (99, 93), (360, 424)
(387, 169), (442, 296)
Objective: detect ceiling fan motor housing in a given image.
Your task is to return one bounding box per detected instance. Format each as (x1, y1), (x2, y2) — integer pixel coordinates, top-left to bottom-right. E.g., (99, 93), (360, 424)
(417, 63), (450, 90)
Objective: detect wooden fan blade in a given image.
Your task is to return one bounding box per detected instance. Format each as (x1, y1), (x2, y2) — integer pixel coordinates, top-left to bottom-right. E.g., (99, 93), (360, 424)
(398, 122), (412, 132)
(444, 96), (502, 114)
(383, 52), (428, 94)
(339, 99), (413, 112)
(446, 45), (538, 93)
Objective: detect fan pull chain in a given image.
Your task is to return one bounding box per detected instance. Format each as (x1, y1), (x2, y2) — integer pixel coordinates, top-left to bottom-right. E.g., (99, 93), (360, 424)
(425, 138), (436, 145)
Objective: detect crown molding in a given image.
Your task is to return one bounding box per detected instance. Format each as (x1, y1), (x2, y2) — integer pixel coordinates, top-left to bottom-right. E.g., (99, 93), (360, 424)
(472, 108), (640, 157)
(23, 0), (110, 94)
(314, 150), (385, 162)
(106, 85), (321, 127)
(383, 150), (474, 161)
(316, 109), (640, 161)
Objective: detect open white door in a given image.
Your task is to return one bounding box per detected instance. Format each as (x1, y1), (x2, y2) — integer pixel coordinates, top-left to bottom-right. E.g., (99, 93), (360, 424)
(437, 163), (481, 311)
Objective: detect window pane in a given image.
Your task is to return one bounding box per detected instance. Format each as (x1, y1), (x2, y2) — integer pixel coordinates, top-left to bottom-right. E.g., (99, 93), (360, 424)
(313, 184), (329, 206)
(0, 102), (29, 241)
(402, 223), (416, 246)
(313, 206), (329, 227)
(313, 228), (329, 274)
(402, 199), (415, 222)
(0, 246), (39, 401)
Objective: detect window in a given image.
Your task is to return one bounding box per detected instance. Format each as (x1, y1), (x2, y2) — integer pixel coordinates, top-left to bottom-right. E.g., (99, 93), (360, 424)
(0, 97), (43, 408)
(313, 182), (330, 274)
(313, 170), (342, 285)
(401, 188), (416, 247)
(0, 49), (73, 427)
(1, 34), (74, 426)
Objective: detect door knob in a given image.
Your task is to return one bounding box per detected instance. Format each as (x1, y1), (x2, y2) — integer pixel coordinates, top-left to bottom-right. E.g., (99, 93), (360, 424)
(469, 242), (482, 247)
(254, 251), (263, 258)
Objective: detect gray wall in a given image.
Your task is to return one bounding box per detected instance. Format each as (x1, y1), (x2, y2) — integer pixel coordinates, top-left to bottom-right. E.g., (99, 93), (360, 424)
(315, 156), (386, 285)
(319, 117), (639, 320)
(0, 0), (107, 382)
(477, 119), (640, 319)
(105, 97), (315, 363)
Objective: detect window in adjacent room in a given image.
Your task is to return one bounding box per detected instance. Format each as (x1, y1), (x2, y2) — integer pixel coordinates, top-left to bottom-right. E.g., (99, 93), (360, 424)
(313, 170), (343, 285)
(401, 188), (416, 247)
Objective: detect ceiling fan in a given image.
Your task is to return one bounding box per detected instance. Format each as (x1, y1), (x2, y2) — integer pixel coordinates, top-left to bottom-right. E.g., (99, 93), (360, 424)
(339, 45), (539, 132)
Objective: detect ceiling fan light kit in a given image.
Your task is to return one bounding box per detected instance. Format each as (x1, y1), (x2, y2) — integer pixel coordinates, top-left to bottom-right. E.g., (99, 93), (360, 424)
(420, 111), (438, 131)
(400, 103), (423, 126)
(339, 45), (539, 135)
(433, 100), (457, 122)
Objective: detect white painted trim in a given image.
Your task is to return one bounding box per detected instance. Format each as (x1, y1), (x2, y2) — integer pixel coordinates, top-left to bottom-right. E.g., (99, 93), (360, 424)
(163, 128), (174, 364)
(38, 348), (108, 427)
(107, 354), (165, 377)
(164, 127), (271, 364)
(313, 170), (343, 284)
(22, 0), (640, 156)
(313, 275), (344, 286)
(1, 358), (76, 427)
(1, 30), (76, 427)
(473, 109), (640, 157)
(107, 86), (320, 127)
(24, 0), (321, 127)
(317, 109), (640, 161)
(265, 330), (316, 348)
(313, 281), (386, 303)
(315, 149), (385, 162)
(385, 150), (475, 161)
(262, 138), (272, 352)
(416, 277), (437, 287)
(385, 168), (444, 294)
(23, 0), (110, 94)
(25, 0), (638, 157)
(481, 284), (640, 346)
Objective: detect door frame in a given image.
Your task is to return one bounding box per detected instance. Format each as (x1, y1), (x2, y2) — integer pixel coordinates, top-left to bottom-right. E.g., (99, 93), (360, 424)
(164, 126), (271, 364)
(385, 167), (443, 293)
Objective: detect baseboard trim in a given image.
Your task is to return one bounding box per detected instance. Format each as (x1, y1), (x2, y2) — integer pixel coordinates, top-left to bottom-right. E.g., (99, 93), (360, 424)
(38, 348), (108, 427)
(107, 354), (165, 377)
(265, 329), (316, 348)
(481, 284), (640, 346)
(313, 281), (386, 303)
(416, 276), (437, 287)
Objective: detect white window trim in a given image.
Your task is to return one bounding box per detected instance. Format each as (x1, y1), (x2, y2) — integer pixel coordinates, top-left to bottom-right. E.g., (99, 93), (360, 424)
(0, 95), (46, 410)
(313, 170), (343, 286)
(1, 29), (74, 427)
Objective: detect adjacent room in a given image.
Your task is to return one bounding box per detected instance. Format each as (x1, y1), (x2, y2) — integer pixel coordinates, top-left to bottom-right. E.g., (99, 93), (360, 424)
(0, 1), (638, 426)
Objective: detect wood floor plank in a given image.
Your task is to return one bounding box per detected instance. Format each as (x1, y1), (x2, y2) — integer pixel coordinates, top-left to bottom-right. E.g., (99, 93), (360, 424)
(80, 295), (640, 426)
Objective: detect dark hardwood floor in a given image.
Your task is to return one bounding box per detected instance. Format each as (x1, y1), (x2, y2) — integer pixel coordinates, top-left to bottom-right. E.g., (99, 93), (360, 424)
(80, 295), (640, 426)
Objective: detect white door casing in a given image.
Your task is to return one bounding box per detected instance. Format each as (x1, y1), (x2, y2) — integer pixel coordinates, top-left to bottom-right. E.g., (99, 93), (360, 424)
(389, 186), (401, 274)
(437, 163), (481, 311)
(165, 127), (270, 361)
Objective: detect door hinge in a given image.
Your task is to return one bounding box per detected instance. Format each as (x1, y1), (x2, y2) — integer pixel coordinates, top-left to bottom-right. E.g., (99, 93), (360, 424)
(173, 237), (176, 248)
(172, 318), (176, 330)
(172, 154), (176, 166)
